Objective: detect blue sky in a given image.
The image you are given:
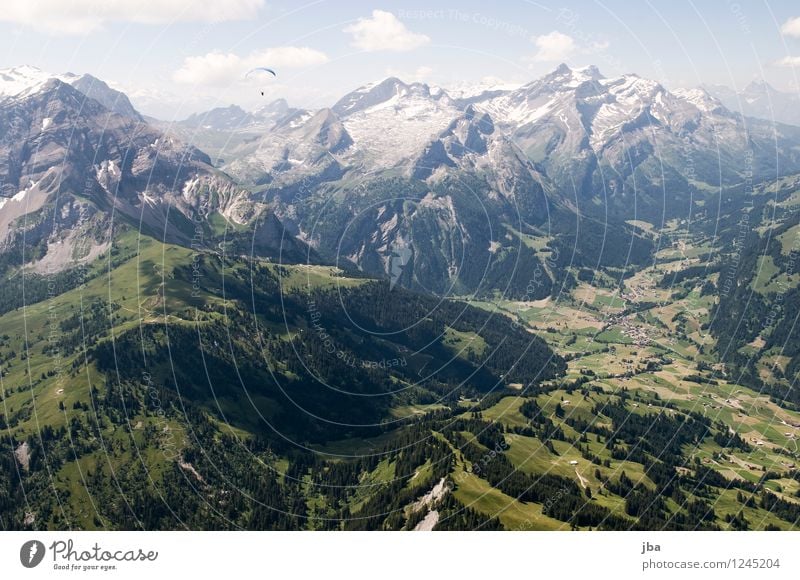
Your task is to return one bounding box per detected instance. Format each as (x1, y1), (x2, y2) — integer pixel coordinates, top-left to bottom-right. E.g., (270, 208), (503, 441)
(3, 0), (800, 118)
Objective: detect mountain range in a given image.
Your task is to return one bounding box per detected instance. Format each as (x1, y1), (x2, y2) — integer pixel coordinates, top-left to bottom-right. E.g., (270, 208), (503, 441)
(208, 64), (800, 297)
(3, 63), (800, 298)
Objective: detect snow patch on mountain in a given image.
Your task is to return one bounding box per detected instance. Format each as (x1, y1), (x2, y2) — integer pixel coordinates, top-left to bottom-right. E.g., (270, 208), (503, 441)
(445, 78), (523, 100)
(673, 87), (725, 114)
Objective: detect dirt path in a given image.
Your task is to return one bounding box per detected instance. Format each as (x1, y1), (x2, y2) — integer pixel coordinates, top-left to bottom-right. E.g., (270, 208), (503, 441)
(575, 468), (589, 489)
(728, 454), (758, 471)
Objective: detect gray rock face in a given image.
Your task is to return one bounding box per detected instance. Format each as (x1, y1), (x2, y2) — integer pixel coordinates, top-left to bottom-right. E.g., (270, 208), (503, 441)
(68, 74), (142, 121)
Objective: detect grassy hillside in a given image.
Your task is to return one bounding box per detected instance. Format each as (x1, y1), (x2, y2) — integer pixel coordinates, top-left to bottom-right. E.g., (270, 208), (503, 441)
(0, 229), (561, 530)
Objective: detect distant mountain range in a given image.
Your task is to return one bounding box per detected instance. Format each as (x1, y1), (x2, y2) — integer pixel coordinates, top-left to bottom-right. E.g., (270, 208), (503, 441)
(704, 80), (800, 127)
(3, 63), (800, 297)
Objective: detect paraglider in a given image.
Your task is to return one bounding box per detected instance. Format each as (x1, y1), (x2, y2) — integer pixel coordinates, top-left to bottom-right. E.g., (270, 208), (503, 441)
(245, 67), (276, 96)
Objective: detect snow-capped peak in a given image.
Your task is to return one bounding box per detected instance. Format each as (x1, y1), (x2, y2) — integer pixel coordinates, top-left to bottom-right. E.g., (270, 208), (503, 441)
(326, 77), (459, 167)
(332, 77), (453, 118)
(0, 65), (62, 98)
(0, 65), (141, 119)
(473, 64), (604, 128)
(538, 63), (605, 90)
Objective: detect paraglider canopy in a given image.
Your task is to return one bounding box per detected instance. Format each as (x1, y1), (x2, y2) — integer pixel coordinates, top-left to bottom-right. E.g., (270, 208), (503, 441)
(246, 67), (276, 78)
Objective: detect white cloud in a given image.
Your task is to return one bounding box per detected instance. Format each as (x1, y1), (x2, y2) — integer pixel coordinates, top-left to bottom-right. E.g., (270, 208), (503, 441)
(344, 10), (430, 52)
(173, 52), (242, 86)
(780, 16), (800, 37)
(385, 66), (434, 82)
(530, 31), (576, 62)
(0, 0), (264, 34)
(173, 47), (329, 86)
(773, 56), (800, 67)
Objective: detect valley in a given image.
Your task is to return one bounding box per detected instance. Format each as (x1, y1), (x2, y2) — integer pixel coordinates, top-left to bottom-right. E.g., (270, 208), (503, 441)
(2, 202), (800, 531)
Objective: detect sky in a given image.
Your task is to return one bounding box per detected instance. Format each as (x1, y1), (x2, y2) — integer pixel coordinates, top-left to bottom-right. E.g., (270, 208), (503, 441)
(2, 0), (800, 119)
